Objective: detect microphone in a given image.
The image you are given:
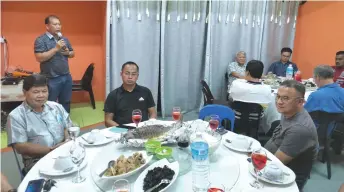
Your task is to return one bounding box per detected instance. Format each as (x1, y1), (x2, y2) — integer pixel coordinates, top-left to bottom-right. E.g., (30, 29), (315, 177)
(56, 32), (66, 50)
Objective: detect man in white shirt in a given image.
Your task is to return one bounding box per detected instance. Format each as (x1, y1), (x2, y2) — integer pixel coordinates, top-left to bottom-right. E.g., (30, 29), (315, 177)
(230, 60), (272, 105)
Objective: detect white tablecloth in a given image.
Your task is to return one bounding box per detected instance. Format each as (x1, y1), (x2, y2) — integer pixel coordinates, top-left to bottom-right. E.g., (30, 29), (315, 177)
(17, 121), (298, 192)
(260, 90), (313, 133)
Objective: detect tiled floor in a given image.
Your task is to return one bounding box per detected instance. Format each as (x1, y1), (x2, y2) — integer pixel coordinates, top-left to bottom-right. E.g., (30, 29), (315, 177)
(1, 110), (343, 191)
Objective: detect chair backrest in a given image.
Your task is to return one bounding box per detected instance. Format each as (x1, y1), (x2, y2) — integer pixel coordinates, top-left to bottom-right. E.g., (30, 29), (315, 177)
(81, 63), (95, 90)
(232, 101), (264, 139)
(200, 80), (215, 106)
(11, 145), (24, 180)
(287, 146), (316, 190)
(309, 111), (344, 139)
(199, 104), (235, 131)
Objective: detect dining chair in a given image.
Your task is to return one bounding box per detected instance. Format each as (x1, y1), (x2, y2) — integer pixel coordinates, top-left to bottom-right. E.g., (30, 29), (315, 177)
(72, 63), (95, 109)
(11, 145), (25, 180)
(199, 104), (235, 131)
(287, 146), (315, 191)
(309, 111), (344, 180)
(200, 80), (231, 107)
(231, 101), (264, 140)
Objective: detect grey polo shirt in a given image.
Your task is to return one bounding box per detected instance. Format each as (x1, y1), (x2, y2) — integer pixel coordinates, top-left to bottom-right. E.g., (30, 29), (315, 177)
(6, 101), (71, 166)
(34, 32), (73, 78)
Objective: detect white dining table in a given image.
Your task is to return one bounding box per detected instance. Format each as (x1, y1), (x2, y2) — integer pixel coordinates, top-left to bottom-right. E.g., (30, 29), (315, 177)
(17, 120), (299, 192)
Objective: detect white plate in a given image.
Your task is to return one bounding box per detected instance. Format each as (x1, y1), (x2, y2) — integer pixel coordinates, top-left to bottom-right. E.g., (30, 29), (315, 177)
(39, 158), (87, 177)
(222, 134), (261, 152)
(134, 158), (179, 192)
(248, 162), (296, 185)
(95, 150), (153, 180)
(79, 132), (116, 146)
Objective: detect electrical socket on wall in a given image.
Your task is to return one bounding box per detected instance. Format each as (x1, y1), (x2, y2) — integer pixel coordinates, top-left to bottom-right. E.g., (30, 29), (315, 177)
(0, 36), (6, 43)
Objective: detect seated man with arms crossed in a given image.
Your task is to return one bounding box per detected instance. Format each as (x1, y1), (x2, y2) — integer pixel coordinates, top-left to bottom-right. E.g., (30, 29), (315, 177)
(267, 47), (298, 77)
(264, 80), (318, 190)
(305, 65), (344, 154)
(6, 74), (72, 174)
(104, 61), (157, 127)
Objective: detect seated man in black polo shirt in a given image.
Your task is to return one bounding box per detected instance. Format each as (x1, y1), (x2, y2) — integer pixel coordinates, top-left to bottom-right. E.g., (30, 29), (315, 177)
(104, 61), (157, 127)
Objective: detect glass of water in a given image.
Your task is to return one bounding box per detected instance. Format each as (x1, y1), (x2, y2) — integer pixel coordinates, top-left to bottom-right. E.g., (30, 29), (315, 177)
(68, 123), (80, 142)
(112, 179), (130, 192)
(70, 142), (86, 183)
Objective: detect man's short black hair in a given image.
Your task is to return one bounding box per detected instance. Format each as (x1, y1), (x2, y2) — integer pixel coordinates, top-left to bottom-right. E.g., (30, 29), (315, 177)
(246, 60), (264, 79)
(23, 74), (48, 91)
(45, 15), (60, 24)
(121, 61), (139, 72)
(280, 80), (305, 98)
(281, 47), (293, 54)
(336, 51), (344, 56)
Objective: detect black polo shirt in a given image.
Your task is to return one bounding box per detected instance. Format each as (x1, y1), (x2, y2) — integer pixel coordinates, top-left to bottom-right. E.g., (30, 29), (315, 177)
(104, 84), (155, 125)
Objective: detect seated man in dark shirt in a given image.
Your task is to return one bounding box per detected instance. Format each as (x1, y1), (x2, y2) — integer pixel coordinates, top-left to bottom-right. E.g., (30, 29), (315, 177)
(267, 47), (298, 77)
(333, 51), (344, 88)
(104, 61), (157, 127)
(264, 80), (318, 190)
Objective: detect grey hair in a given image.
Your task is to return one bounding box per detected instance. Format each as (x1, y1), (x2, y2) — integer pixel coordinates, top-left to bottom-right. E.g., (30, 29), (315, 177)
(236, 51), (246, 57)
(280, 80), (305, 98)
(313, 65), (334, 79)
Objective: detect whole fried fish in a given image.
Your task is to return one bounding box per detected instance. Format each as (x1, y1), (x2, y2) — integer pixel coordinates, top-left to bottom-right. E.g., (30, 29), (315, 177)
(122, 122), (182, 141)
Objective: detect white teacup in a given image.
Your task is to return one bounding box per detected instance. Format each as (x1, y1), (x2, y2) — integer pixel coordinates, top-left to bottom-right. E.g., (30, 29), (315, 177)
(87, 129), (105, 143)
(53, 155), (73, 171)
(232, 135), (250, 149)
(264, 163), (284, 181)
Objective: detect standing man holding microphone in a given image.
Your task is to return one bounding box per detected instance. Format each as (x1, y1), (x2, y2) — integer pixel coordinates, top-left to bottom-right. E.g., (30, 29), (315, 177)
(34, 15), (75, 113)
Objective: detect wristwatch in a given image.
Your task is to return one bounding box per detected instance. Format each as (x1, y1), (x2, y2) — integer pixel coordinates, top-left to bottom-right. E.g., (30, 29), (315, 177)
(8, 189), (17, 192)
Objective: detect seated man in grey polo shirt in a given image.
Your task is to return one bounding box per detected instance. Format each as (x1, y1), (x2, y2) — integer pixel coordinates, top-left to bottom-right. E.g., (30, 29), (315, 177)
(6, 74), (72, 174)
(264, 80), (318, 190)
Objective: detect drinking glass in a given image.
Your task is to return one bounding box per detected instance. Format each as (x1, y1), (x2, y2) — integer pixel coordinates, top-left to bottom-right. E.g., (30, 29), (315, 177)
(209, 115), (220, 131)
(172, 107), (181, 121)
(70, 142), (86, 183)
(132, 109), (142, 128)
(112, 179), (130, 192)
(68, 124), (80, 142)
(250, 148), (267, 189)
(208, 181), (225, 192)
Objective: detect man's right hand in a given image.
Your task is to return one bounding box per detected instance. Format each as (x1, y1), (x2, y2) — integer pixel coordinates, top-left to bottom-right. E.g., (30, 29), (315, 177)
(55, 39), (66, 50)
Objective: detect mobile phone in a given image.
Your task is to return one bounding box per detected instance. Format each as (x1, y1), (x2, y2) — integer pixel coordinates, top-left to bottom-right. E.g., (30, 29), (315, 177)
(25, 179), (45, 192)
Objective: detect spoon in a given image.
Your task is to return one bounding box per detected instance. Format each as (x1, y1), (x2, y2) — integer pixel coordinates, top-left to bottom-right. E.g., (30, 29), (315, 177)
(146, 179), (171, 192)
(99, 160), (115, 177)
(81, 136), (94, 144)
(62, 167), (73, 172)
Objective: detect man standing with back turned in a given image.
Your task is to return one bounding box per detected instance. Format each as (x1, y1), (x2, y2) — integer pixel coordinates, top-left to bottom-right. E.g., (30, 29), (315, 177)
(34, 15), (75, 113)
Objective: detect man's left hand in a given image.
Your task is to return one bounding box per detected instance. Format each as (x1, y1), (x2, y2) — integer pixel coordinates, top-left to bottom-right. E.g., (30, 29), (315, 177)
(61, 48), (70, 56)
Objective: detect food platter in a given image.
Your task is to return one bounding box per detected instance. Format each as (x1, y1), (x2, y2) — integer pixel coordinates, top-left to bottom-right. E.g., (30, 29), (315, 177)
(133, 158), (179, 192)
(94, 150), (153, 180)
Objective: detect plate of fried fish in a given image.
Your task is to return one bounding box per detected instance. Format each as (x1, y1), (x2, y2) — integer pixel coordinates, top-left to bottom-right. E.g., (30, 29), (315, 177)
(96, 151), (153, 180)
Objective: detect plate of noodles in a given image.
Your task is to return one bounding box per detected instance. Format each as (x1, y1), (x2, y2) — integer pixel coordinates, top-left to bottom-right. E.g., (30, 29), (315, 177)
(96, 151), (153, 180)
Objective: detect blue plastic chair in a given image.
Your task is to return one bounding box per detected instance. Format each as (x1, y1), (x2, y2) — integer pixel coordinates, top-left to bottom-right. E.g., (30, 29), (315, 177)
(199, 104), (235, 131)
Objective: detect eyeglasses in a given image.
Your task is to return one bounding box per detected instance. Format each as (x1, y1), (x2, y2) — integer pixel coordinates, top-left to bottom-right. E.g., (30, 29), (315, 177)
(275, 95), (304, 103)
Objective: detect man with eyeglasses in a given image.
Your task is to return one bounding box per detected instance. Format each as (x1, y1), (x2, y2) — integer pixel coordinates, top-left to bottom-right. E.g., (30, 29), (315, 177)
(264, 80), (318, 190)
(104, 61), (157, 127)
(267, 47), (298, 77)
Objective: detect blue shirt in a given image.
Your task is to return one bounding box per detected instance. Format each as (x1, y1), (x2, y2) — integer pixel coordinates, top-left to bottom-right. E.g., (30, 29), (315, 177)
(304, 83), (344, 113)
(34, 32), (73, 78)
(305, 83), (344, 136)
(267, 61), (298, 77)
